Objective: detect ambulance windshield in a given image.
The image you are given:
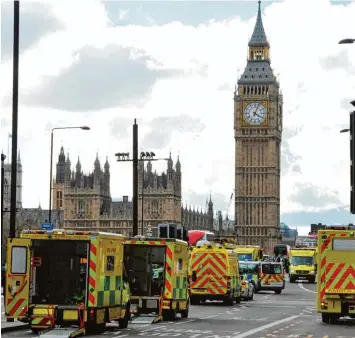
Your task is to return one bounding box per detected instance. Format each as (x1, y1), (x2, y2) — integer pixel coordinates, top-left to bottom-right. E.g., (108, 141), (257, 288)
(291, 256), (313, 266)
(239, 263), (258, 274)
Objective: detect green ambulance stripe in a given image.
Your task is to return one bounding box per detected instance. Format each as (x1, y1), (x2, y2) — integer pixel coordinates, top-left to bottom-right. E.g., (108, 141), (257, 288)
(97, 275), (122, 307)
(172, 276), (187, 299)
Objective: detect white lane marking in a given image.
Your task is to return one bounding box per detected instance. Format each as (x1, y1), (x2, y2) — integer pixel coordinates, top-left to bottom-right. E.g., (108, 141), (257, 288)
(140, 325), (167, 332)
(298, 283), (316, 294)
(201, 314), (218, 319)
(231, 315), (299, 338)
(174, 319), (195, 325)
(303, 310), (312, 314)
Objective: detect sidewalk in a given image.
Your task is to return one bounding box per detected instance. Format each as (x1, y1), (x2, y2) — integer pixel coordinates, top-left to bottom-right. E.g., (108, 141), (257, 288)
(1, 318), (28, 333)
(1, 296), (28, 332)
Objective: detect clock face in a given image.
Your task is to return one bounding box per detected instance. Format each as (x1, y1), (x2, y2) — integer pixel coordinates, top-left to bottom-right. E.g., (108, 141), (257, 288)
(244, 102), (267, 125)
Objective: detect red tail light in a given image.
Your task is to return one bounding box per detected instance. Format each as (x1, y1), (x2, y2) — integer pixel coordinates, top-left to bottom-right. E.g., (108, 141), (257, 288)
(241, 282), (246, 286)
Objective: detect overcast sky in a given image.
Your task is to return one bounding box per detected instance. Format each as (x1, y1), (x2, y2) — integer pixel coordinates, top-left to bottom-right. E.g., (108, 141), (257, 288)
(1, 0), (354, 230)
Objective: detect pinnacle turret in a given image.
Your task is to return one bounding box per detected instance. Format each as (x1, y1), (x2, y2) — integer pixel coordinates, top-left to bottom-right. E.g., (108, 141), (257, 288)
(248, 0), (269, 48)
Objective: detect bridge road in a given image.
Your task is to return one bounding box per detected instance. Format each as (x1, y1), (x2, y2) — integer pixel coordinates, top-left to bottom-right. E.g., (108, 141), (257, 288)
(2, 281), (354, 338)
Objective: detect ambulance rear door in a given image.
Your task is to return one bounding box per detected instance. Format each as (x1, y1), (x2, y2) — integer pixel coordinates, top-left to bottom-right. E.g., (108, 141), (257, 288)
(5, 238), (31, 319)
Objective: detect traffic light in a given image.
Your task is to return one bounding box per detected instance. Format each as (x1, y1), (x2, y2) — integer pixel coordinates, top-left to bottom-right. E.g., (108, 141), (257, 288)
(351, 101), (355, 214)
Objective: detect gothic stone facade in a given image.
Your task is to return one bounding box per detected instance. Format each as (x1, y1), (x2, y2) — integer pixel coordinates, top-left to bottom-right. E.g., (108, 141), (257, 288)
(234, 2), (282, 252)
(3, 153), (22, 212)
(53, 148), (214, 236)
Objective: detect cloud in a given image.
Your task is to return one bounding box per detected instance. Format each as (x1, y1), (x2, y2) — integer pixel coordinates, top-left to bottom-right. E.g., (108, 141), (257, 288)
(1, 0), (355, 232)
(320, 50), (353, 72)
(183, 191), (229, 212)
(1, 2), (64, 60)
(281, 127), (303, 175)
(142, 115), (205, 150)
(281, 207), (354, 227)
(109, 117), (137, 139)
(289, 182), (342, 210)
(22, 45), (183, 112)
(103, 1), (271, 27)
(341, 98), (355, 111)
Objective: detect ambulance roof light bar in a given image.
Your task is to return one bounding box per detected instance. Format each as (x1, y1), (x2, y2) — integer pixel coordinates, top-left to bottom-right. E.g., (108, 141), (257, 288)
(21, 229), (99, 236)
(325, 224), (354, 230)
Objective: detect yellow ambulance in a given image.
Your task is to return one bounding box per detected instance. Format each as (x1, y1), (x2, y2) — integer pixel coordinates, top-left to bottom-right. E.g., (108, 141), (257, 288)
(5, 229), (130, 336)
(316, 225), (355, 324)
(189, 242), (241, 305)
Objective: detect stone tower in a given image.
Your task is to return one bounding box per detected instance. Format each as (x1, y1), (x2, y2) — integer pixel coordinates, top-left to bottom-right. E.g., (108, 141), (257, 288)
(234, 0), (282, 250)
(61, 153), (112, 230)
(3, 152), (22, 211)
(52, 147), (67, 210)
(138, 153), (181, 234)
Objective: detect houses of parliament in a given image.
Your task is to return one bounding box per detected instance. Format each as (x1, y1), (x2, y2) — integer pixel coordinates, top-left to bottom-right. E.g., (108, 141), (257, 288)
(52, 146), (214, 236)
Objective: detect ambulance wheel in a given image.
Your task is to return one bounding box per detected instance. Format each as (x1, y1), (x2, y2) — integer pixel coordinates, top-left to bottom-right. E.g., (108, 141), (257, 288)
(162, 309), (177, 321)
(274, 290), (282, 294)
(322, 314), (330, 323)
(290, 277), (295, 283)
(181, 300), (189, 319)
(30, 328), (40, 334)
(234, 296), (241, 304)
(190, 296), (200, 305)
(249, 292), (254, 301)
(321, 313), (339, 324)
(329, 315), (339, 324)
(86, 319), (105, 334)
(86, 322), (105, 334)
(118, 305), (130, 329)
(223, 295), (233, 306)
(309, 277), (316, 284)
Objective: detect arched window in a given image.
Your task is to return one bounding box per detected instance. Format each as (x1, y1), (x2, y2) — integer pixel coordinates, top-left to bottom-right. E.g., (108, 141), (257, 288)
(152, 200), (158, 212)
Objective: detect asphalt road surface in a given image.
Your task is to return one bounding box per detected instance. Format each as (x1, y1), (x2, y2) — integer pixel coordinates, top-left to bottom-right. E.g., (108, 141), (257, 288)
(2, 281), (354, 338)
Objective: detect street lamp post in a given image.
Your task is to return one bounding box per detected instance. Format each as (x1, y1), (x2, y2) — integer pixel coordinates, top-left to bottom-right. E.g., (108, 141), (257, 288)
(115, 151), (169, 236)
(340, 100), (355, 214)
(338, 38), (355, 44)
(1, 153), (6, 247)
(48, 126), (90, 223)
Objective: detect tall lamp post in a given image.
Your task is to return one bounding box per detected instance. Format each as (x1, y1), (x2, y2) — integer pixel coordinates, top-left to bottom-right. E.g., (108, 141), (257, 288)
(1, 153), (6, 239)
(340, 100), (355, 214)
(115, 151), (169, 236)
(339, 38), (355, 44)
(48, 126), (90, 223)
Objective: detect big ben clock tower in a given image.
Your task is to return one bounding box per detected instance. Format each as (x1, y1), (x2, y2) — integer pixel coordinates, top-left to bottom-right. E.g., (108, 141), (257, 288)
(234, 0), (282, 251)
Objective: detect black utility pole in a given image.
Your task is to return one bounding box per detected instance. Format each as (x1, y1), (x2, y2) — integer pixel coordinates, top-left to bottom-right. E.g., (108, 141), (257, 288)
(141, 165), (144, 235)
(1, 153), (6, 248)
(350, 101), (355, 214)
(132, 120), (139, 236)
(116, 144), (168, 237)
(9, 1), (20, 239)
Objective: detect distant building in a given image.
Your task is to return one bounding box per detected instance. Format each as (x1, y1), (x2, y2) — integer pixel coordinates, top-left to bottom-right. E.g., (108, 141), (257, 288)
(310, 223), (327, 234)
(3, 152), (22, 211)
(52, 147), (215, 236)
(213, 211), (234, 235)
(280, 222), (298, 246)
